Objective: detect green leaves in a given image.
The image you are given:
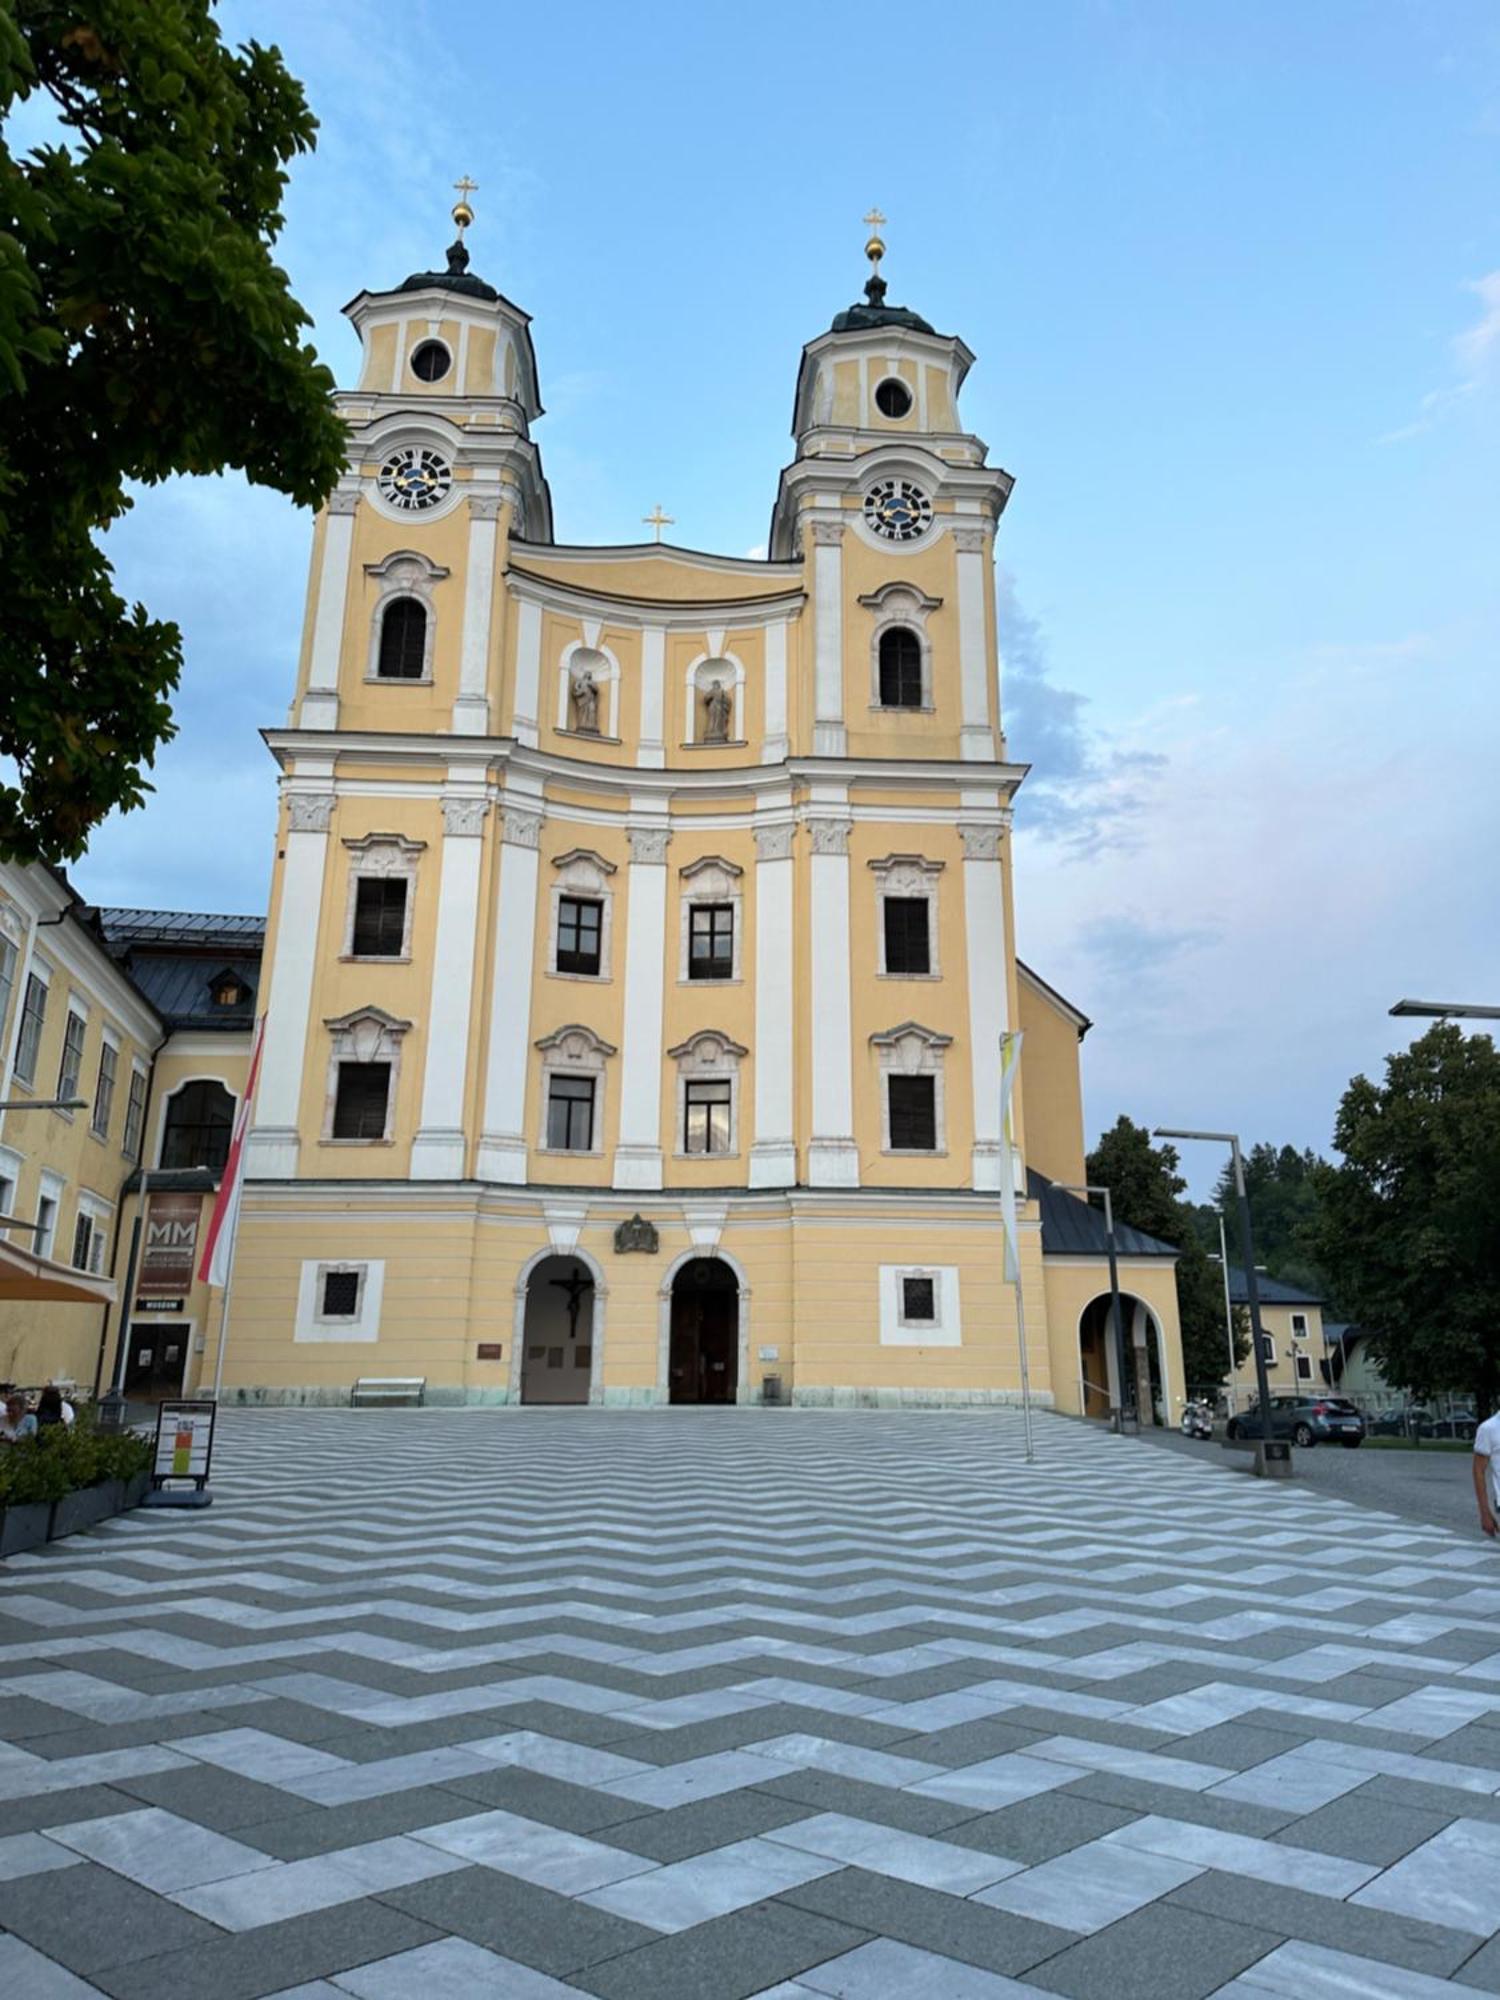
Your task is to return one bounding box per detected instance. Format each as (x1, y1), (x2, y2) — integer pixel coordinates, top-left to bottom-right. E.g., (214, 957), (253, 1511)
(0, 0), (346, 860)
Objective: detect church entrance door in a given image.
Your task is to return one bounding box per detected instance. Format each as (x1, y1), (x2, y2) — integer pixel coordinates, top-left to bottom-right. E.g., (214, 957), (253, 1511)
(520, 1255), (595, 1405)
(668, 1258), (738, 1405)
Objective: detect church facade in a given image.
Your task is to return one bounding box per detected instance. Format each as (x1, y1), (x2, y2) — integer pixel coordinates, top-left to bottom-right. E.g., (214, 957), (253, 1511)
(178, 212), (1186, 1414)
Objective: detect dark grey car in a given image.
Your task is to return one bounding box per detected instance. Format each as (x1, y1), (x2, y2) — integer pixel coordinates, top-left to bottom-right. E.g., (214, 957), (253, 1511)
(1226, 1395), (1366, 1448)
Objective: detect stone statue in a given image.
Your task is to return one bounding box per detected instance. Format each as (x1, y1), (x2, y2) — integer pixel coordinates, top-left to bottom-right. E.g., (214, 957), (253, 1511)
(571, 668), (600, 734)
(704, 678), (732, 743)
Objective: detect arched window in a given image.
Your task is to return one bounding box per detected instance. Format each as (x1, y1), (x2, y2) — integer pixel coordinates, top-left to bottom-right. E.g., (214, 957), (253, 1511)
(160, 1080), (235, 1174)
(878, 626), (923, 708)
(377, 598), (427, 680)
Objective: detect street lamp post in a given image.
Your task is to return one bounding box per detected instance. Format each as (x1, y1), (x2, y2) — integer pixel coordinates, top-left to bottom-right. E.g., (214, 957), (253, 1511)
(1155, 1127), (1289, 1479)
(1215, 1214), (1236, 1414)
(1054, 1182), (1132, 1429)
(1390, 1000), (1500, 1020)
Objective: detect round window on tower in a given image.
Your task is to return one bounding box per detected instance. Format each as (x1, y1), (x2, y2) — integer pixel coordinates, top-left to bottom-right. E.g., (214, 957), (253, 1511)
(875, 377), (913, 420)
(411, 339), (452, 384)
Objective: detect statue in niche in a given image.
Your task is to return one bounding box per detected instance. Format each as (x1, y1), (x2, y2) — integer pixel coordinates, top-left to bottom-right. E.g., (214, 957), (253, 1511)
(571, 667), (600, 734)
(703, 678), (732, 743)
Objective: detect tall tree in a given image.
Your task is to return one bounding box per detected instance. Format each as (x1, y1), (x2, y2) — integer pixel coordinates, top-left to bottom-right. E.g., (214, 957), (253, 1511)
(1211, 1141), (1332, 1301)
(1085, 1116), (1249, 1391)
(1312, 1025), (1500, 1413)
(0, 0), (347, 861)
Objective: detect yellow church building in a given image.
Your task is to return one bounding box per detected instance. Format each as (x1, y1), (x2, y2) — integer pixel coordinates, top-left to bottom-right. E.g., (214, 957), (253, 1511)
(0, 206), (1187, 1419)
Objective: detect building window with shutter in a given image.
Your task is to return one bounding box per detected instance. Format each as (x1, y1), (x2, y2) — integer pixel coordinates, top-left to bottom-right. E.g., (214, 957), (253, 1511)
(57, 1007), (87, 1104)
(887, 1074), (937, 1151)
(123, 1066), (147, 1161)
(71, 1209), (94, 1271)
(873, 1022), (951, 1155)
(14, 972), (48, 1086)
(332, 1062), (392, 1140)
(376, 598), (427, 679)
(319, 1266), (364, 1319)
(556, 896), (603, 976)
(882, 898), (931, 976)
(351, 877), (408, 958)
(901, 1275), (937, 1323)
(92, 1039), (118, 1138)
(877, 626), (924, 708)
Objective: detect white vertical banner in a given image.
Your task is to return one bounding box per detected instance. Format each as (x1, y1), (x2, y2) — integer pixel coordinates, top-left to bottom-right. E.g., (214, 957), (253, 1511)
(998, 1030), (1034, 1460)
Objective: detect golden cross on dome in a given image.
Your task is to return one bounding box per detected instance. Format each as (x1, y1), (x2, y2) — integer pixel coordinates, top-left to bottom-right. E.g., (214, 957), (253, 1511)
(451, 175), (478, 239)
(642, 504), (674, 543)
(863, 206), (887, 274)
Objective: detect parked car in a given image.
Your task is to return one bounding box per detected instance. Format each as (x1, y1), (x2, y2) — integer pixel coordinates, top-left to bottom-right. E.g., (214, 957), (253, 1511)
(1226, 1396), (1366, 1448)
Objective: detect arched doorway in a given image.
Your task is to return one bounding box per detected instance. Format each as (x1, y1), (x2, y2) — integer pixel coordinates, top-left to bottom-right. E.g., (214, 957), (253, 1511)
(1078, 1293), (1168, 1425)
(668, 1257), (739, 1404)
(519, 1254), (596, 1405)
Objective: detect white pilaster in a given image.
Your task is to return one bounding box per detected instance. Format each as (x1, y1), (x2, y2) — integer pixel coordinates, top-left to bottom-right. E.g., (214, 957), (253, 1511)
(613, 819), (670, 1190)
(748, 815), (797, 1186)
(638, 626), (665, 768)
(410, 792), (488, 1178)
(961, 819), (1010, 1190)
(812, 522), (847, 758)
(477, 798), (542, 1182)
(513, 597), (541, 746)
(248, 789), (333, 1176)
(761, 619), (789, 763)
(300, 491), (358, 730)
(453, 494), (500, 734)
(954, 528), (993, 761)
(806, 809), (859, 1187)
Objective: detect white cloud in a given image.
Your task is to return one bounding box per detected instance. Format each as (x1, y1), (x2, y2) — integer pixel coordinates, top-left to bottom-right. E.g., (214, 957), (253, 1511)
(1381, 269), (1500, 441)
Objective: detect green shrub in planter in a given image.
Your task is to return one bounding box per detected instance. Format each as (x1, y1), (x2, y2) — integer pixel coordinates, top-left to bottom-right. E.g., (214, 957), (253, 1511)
(0, 1439), (71, 1507)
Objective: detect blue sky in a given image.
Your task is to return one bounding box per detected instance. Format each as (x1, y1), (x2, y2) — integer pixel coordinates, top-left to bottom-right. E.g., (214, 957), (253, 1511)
(52, 0), (1500, 1187)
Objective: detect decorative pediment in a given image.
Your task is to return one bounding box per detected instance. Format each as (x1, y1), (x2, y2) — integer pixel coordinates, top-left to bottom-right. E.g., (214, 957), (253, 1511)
(324, 1005), (412, 1063)
(870, 1021), (953, 1069)
(552, 846), (617, 887)
(857, 580), (942, 616)
(343, 832), (426, 871)
(869, 852), (945, 896)
(535, 1023), (617, 1065)
(667, 1029), (748, 1067)
(679, 854), (744, 887)
(364, 549), (449, 588)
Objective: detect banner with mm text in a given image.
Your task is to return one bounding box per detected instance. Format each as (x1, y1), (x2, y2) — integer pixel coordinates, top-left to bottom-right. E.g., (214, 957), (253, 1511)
(196, 1014), (266, 1288)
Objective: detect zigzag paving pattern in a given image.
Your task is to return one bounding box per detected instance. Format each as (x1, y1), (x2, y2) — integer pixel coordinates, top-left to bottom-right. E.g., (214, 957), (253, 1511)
(4, 1409), (1500, 1998)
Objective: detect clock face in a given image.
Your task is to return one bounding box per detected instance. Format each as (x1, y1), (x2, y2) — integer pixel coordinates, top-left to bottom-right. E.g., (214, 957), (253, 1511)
(378, 446), (452, 512)
(864, 478), (932, 543)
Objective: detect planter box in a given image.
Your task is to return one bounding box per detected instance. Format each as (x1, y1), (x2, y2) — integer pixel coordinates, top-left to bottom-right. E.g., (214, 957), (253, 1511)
(0, 1500), (54, 1557)
(50, 1483), (116, 1541)
(123, 1470), (150, 1510)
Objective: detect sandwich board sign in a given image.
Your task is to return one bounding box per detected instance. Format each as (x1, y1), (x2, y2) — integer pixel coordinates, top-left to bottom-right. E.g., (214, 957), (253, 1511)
(152, 1400), (217, 1491)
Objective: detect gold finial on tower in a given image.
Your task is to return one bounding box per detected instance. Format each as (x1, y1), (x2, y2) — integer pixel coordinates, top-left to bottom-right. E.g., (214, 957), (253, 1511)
(452, 175), (479, 240)
(863, 206), (887, 273)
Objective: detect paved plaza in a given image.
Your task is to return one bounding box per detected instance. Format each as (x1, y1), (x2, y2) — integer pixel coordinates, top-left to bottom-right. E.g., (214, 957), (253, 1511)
(2, 1409), (1500, 1998)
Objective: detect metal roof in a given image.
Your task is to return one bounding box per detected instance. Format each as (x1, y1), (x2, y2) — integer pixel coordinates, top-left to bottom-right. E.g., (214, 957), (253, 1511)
(1030, 1171), (1180, 1260)
(94, 909), (266, 946)
(1226, 1267), (1324, 1307)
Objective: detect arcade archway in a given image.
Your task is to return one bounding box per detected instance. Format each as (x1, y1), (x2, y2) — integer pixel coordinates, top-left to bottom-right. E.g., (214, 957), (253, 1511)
(518, 1254), (597, 1405)
(1077, 1292), (1169, 1425)
(667, 1257), (739, 1404)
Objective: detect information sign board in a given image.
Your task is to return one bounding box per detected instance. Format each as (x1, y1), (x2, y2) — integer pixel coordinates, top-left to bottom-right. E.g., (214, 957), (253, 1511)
(152, 1399), (217, 1489)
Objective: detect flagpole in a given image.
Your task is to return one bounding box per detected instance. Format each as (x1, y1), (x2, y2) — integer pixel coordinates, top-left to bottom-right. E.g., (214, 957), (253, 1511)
(209, 1175), (246, 1404)
(997, 1031), (1035, 1463)
(1013, 1242), (1035, 1464)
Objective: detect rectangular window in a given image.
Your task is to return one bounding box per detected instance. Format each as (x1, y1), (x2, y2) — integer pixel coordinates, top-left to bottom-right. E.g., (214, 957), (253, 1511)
(0, 936), (16, 1047)
(1295, 1352), (1313, 1382)
(71, 1210), (94, 1272)
(57, 1008), (87, 1102)
(92, 1040), (118, 1138)
(123, 1067), (147, 1161)
(351, 876), (408, 958)
(888, 1074), (937, 1151)
(546, 1075), (595, 1151)
(0, 1171), (13, 1218)
(684, 1078), (732, 1155)
(883, 897), (931, 975)
(321, 1269), (362, 1317)
(688, 904), (734, 980)
(1260, 1333), (1275, 1363)
(901, 1275), (936, 1322)
(332, 1061), (391, 1140)
(35, 1190), (57, 1261)
(556, 896), (603, 976)
(1291, 1312), (1308, 1340)
(14, 973), (47, 1085)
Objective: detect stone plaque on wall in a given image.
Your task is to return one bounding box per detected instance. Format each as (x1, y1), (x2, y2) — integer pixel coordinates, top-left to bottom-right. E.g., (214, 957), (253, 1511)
(614, 1214), (659, 1254)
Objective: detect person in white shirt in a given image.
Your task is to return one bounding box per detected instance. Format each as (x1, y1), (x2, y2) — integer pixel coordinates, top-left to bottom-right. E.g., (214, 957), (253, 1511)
(1474, 1411), (1500, 1540)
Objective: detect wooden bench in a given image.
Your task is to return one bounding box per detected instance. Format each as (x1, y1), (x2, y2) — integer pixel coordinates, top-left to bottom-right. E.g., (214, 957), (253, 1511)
(350, 1376), (426, 1408)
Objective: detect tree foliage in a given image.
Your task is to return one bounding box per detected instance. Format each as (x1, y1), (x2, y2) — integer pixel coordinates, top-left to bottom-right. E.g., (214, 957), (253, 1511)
(0, 0), (346, 860)
(1210, 1142), (1331, 1301)
(1085, 1115), (1250, 1392)
(1311, 1025), (1500, 1412)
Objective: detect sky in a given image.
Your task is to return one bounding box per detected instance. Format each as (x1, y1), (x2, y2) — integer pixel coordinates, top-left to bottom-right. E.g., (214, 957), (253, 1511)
(34, 0), (1500, 1192)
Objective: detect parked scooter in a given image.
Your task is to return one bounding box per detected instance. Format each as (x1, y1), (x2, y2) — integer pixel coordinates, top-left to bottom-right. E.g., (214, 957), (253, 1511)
(1180, 1399), (1215, 1440)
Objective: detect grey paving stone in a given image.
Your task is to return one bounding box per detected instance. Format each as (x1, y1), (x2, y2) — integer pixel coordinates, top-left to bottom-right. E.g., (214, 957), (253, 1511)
(1362, 1774), (1500, 1825)
(440, 1763), (656, 1832)
(1161, 1721), (1319, 1770)
(1023, 1898), (1276, 1999)
(597, 1788), (812, 1862)
(779, 1866), (1074, 1977)
(0, 1857), (221, 1974)
(1166, 1868), (1478, 1980)
(891, 1719), (1048, 1766)
(752, 1767), (981, 1835)
(236, 1788), (490, 1859)
(567, 1896), (870, 2000)
(1428, 1724), (1500, 1771)
(16, 1713), (238, 1760)
(1058, 1771), (1297, 1837)
(0, 1934), (102, 1998)
(1272, 1788), (1456, 1865)
(943, 1791), (1137, 1864)
(483, 1699), (659, 1747)
(112, 1761), (318, 1832)
(1455, 1930), (1500, 1992)
(92, 1899), (443, 2000)
(310, 1716), (515, 1762)
(0, 1782), (136, 1838)
(376, 1862), (661, 1973)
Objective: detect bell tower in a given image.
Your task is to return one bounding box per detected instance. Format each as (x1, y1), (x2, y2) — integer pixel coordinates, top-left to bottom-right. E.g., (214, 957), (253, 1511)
(769, 215), (1013, 761)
